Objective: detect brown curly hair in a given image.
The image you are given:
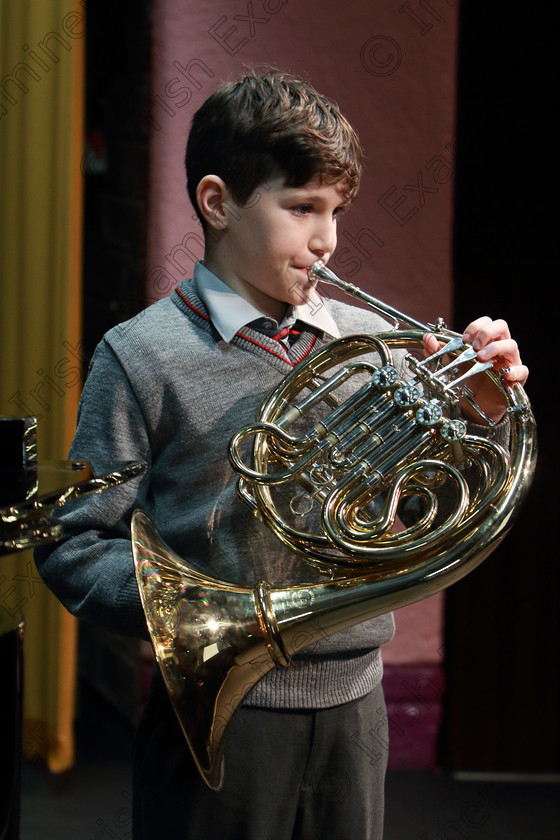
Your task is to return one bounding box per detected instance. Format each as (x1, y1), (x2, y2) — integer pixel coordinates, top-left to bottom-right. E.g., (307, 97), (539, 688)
(186, 68), (363, 228)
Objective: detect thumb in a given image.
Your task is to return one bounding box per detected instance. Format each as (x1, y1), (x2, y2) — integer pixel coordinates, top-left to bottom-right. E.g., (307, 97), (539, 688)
(422, 333), (441, 357)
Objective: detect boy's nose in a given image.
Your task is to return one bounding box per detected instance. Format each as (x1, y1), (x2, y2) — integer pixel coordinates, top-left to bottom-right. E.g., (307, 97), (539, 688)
(309, 219), (337, 259)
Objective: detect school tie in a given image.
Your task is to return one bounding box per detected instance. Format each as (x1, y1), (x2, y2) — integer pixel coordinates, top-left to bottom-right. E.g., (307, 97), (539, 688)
(250, 318), (303, 348)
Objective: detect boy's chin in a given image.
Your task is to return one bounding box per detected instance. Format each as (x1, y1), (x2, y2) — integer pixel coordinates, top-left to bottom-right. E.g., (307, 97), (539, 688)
(287, 291), (313, 308)
(289, 282), (317, 306)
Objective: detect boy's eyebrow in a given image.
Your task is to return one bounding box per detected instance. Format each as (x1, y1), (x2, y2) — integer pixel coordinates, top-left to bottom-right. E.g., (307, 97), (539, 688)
(283, 188), (347, 207)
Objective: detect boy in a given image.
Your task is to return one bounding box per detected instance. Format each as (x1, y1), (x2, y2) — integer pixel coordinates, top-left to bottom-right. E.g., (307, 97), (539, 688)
(35, 69), (527, 839)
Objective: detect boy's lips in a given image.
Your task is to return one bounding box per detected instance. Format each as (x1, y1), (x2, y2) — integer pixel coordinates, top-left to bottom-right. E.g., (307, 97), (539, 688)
(293, 264), (318, 280)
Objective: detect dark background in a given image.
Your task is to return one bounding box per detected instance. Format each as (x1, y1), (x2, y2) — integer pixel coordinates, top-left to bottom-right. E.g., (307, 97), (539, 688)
(445, 6), (558, 771)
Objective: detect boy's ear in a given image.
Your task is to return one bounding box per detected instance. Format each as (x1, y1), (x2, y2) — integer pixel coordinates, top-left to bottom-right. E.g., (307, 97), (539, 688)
(196, 175), (233, 231)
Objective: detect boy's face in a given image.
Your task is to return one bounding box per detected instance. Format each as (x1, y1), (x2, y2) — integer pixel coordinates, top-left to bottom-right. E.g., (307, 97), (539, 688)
(204, 176), (348, 320)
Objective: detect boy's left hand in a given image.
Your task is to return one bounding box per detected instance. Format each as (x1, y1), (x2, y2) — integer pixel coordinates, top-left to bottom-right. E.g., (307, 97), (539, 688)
(423, 317), (529, 425)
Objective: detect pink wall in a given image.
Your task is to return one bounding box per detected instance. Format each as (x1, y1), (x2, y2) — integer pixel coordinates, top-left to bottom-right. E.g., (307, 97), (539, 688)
(147, 0), (459, 666)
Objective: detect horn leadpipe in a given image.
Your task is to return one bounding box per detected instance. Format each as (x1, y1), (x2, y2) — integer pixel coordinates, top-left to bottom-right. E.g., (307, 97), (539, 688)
(310, 259), (440, 333)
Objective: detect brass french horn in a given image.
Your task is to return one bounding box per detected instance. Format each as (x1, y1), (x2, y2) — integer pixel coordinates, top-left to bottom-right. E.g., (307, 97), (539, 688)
(132, 260), (537, 791)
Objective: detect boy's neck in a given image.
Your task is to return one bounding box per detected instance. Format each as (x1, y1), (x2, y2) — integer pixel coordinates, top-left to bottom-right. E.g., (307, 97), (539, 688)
(201, 257), (290, 322)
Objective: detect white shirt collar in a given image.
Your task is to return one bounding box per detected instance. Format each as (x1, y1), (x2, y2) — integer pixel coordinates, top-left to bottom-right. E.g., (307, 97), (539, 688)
(193, 261), (340, 342)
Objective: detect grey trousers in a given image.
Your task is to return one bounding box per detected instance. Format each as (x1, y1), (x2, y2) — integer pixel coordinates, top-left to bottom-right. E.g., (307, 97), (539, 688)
(133, 678), (389, 840)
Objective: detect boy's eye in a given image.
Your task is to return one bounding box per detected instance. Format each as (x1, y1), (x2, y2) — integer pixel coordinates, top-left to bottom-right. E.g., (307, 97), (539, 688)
(292, 204), (345, 217)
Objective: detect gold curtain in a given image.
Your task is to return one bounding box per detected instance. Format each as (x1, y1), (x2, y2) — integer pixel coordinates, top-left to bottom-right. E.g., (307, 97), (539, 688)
(0, 0), (85, 772)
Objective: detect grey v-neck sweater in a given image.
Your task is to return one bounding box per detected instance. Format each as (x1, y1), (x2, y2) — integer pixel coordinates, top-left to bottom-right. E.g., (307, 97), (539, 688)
(38, 277), (483, 708)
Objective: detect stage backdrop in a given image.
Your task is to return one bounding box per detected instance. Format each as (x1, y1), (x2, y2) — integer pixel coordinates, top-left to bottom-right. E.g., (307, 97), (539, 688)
(0, 0), (85, 772)
(146, 0), (459, 770)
